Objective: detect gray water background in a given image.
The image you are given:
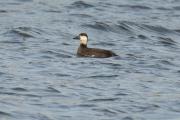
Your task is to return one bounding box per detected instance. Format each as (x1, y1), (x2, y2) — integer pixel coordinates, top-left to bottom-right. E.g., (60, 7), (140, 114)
(0, 0), (180, 120)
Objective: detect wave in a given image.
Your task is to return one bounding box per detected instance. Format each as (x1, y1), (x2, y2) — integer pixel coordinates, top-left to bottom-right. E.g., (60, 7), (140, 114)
(158, 37), (177, 46)
(82, 20), (180, 37)
(4, 27), (44, 38)
(118, 4), (151, 10)
(0, 10), (8, 13)
(89, 97), (119, 102)
(0, 111), (12, 117)
(68, 1), (94, 9)
(40, 50), (72, 58)
(12, 87), (28, 92)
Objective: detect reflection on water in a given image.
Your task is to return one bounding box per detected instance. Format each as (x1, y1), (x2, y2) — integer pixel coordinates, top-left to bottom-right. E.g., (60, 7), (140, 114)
(0, 0), (180, 120)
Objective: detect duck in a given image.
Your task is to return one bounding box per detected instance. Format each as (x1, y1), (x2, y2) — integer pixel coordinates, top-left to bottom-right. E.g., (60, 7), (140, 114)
(73, 33), (117, 58)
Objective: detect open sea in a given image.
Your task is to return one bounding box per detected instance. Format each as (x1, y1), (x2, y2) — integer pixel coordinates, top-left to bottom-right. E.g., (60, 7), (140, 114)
(0, 0), (180, 120)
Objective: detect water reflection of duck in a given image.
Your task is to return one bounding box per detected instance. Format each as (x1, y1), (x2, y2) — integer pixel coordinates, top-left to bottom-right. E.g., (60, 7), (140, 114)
(74, 33), (117, 58)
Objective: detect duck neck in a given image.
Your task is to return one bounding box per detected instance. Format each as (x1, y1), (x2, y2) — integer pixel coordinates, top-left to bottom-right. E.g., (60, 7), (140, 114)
(80, 44), (87, 48)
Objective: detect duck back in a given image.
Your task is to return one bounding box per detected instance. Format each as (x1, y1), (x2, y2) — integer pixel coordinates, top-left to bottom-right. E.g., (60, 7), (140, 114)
(77, 46), (117, 58)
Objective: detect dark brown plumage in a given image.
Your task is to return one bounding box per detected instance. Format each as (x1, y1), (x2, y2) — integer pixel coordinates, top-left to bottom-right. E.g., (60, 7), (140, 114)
(74, 33), (117, 58)
(77, 45), (117, 58)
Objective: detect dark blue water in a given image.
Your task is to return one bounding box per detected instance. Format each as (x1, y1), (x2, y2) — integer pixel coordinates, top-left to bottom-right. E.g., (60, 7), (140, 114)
(0, 0), (180, 120)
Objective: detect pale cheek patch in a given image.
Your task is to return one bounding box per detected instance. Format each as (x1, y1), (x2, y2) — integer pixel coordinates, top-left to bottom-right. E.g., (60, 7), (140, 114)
(80, 36), (87, 45)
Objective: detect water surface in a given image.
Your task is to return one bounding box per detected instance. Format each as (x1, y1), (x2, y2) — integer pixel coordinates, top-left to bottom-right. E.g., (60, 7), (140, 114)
(0, 0), (180, 120)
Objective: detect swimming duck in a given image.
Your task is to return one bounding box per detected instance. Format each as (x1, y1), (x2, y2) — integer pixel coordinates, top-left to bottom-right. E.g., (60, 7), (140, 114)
(73, 33), (117, 58)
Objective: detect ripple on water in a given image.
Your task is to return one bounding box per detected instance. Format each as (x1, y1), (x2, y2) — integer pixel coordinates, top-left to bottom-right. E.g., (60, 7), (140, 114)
(117, 22), (135, 33)
(156, 6), (172, 11)
(3, 27), (44, 39)
(0, 91), (17, 96)
(13, 112), (51, 120)
(77, 104), (97, 108)
(159, 60), (175, 66)
(11, 87), (28, 92)
(118, 4), (151, 10)
(114, 92), (129, 96)
(10, 27), (35, 38)
(89, 97), (119, 102)
(122, 116), (134, 120)
(68, 1), (94, 9)
(46, 86), (61, 93)
(169, 102), (180, 113)
(0, 10), (8, 13)
(138, 34), (148, 39)
(92, 108), (118, 116)
(173, 6), (180, 10)
(174, 29), (180, 33)
(0, 72), (6, 76)
(83, 20), (175, 36)
(70, 13), (93, 18)
(128, 103), (160, 113)
(82, 22), (112, 32)
(158, 37), (177, 46)
(86, 74), (119, 79)
(15, 0), (33, 2)
(82, 21), (136, 35)
(117, 21), (178, 36)
(54, 73), (71, 77)
(92, 41), (116, 47)
(40, 50), (72, 58)
(44, 9), (62, 13)
(0, 111), (12, 118)
(142, 24), (174, 34)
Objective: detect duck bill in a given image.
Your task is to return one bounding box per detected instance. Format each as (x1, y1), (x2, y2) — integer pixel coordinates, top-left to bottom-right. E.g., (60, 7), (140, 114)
(73, 36), (79, 39)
